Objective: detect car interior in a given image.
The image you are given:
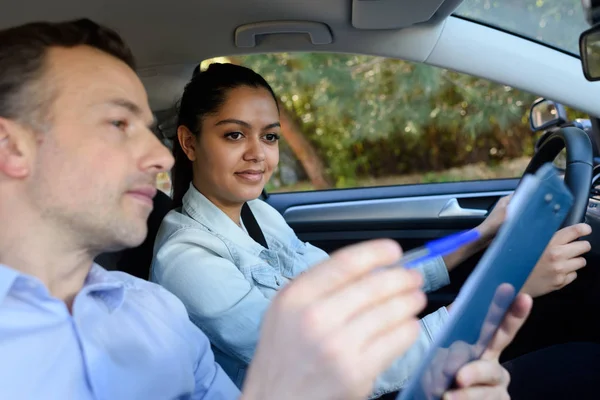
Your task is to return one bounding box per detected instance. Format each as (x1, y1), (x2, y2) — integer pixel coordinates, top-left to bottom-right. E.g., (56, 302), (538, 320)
(6, 0), (600, 382)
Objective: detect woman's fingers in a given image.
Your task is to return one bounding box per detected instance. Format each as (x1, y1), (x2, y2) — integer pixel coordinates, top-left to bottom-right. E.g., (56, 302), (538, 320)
(550, 224), (591, 245)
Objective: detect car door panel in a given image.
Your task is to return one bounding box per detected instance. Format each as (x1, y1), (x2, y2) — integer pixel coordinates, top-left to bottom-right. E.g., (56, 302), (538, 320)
(265, 178), (600, 361)
(267, 179), (518, 212)
(265, 179), (518, 316)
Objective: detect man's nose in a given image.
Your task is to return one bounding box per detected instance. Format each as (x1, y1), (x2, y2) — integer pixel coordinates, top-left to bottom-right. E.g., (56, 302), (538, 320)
(140, 129), (174, 173)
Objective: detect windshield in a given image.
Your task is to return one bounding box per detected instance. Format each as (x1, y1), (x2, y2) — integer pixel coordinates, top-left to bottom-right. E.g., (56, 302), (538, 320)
(455, 0), (588, 56)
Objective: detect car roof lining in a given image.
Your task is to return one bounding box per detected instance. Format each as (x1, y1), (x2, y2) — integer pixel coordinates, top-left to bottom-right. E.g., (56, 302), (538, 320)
(149, 17), (600, 140)
(0, 0), (458, 65)
(2, 0), (599, 128)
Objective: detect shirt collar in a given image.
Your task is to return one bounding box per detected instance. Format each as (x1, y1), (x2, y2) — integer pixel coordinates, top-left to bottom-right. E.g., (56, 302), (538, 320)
(182, 184), (266, 254)
(0, 263), (125, 313)
(83, 264), (126, 312)
(0, 264), (20, 304)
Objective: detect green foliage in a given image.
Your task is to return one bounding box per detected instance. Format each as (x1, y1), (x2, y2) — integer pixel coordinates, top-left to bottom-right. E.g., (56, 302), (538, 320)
(456, 0), (586, 54)
(239, 53), (543, 183)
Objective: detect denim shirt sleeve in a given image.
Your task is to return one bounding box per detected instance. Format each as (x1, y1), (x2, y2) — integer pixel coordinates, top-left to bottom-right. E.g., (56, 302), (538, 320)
(413, 256), (450, 293)
(153, 227), (270, 365)
(371, 307), (450, 397)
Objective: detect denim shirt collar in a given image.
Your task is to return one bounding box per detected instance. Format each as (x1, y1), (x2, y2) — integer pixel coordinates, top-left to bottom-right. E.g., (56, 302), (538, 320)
(182, 184), (266, 256)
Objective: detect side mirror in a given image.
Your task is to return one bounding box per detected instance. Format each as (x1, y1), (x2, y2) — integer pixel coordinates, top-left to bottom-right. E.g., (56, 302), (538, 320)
(529, 98), (567, 132)
(580, 24), (600, 81)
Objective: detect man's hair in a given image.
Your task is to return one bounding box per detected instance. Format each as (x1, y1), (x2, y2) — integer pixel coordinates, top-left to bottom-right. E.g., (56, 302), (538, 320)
(0, 18), (135, 130)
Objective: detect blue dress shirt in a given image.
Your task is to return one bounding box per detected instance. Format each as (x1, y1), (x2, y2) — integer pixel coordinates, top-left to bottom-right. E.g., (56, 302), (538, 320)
(0, 263), (240, 399)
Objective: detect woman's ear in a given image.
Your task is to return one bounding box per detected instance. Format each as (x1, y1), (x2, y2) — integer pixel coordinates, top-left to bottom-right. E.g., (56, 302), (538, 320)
(177, 125), (197, 162)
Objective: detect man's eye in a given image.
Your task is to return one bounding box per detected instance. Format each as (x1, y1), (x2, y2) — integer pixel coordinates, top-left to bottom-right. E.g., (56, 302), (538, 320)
(111, 120), (128, 131)
(225, 132), (243, 140)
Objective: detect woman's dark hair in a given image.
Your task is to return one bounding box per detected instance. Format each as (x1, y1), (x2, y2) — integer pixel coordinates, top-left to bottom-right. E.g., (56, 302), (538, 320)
(171, 63), (279, 208)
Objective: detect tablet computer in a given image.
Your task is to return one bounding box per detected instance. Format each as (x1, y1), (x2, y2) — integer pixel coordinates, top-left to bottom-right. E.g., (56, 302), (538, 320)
(398, 163), (574, 400)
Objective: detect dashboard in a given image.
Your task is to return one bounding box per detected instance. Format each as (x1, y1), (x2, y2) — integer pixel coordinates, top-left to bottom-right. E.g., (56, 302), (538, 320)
(585, 165), (600, 252)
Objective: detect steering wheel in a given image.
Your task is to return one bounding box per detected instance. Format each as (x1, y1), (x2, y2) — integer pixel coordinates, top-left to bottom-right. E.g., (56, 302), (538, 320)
(522, 126), (593, 227)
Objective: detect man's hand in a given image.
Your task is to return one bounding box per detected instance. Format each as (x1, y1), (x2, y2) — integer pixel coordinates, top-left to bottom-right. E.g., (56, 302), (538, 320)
(522, 223), (592, 298)
(443, 293), (533, 400)
(241, 239), (426, 400)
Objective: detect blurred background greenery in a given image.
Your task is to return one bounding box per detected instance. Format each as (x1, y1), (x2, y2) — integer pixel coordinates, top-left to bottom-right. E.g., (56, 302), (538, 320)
(190, 0), (587, 193)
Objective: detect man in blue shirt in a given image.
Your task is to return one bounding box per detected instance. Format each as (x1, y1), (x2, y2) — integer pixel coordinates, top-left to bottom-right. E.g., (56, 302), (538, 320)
(0, 18), (531, 399)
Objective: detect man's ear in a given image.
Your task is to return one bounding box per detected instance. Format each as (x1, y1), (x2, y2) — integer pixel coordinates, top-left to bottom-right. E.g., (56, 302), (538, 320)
(177, 125), (198, 162)
(0, 118), (32, 179)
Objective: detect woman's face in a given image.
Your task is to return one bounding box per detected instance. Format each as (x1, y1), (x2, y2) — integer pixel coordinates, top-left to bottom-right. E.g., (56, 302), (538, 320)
(188, 85), (280, 209)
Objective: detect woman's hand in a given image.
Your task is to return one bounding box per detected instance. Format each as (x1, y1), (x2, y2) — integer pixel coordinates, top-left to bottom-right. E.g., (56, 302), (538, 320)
(522, 223), (592, 298)
(453, 197), (592, 299)
(475, 195), (511, 242)
(444, 196), (511, 272)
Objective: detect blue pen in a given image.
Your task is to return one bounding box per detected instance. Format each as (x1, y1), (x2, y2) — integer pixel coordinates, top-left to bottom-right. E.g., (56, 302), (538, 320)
(383, 229), (482, 270)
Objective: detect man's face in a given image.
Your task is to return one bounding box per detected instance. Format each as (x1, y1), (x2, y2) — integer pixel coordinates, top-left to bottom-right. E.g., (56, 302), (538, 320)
(26, 45), (173, 252)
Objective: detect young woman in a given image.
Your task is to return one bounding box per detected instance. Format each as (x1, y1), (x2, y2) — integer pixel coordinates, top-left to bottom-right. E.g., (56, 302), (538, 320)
(151, 63), (591, 394)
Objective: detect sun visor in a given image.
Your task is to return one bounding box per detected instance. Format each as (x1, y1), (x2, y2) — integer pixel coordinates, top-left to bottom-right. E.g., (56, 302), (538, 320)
(351, 0), (462, 30)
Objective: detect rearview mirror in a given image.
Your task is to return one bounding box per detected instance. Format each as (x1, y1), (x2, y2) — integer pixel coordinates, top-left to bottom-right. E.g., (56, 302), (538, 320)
(529, 98), (567, 132)
(580, 24), (600, 81)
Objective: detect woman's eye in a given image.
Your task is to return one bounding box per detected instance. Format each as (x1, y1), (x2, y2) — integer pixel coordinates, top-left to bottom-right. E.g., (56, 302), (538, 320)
(264, 133), (281, 142)
(225, 132), (244, 140)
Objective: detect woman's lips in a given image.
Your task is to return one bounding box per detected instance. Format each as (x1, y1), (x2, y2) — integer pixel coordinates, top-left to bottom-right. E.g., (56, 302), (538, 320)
(235, 170), (264, 183)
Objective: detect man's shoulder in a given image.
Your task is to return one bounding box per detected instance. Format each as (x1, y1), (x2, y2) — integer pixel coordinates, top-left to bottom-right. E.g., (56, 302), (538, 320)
(102, 268), (205, 341)
(99, 268), (186, 315)
(105, 268), (159, 288)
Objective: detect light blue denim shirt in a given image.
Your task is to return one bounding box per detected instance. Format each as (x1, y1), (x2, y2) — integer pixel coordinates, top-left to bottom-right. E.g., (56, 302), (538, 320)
(0, 263), (239, 400)
(151, 185), (451, 396)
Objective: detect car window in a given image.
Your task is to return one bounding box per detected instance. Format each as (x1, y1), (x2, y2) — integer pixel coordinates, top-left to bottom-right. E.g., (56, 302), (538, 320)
(455, 0), (586, 56)
(159, 53), (585, 195)
(157, 171), (172, 195)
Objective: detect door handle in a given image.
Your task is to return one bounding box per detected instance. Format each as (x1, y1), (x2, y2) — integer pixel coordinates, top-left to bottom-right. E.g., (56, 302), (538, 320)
(438, 198), (488, 218)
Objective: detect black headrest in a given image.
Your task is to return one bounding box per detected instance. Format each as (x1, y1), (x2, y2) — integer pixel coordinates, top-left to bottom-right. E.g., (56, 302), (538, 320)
(95, 190), (173, 279)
